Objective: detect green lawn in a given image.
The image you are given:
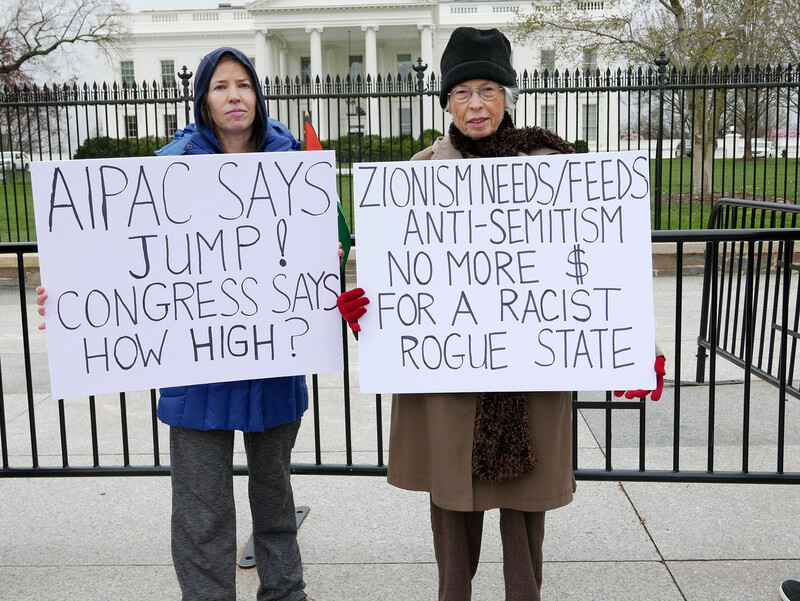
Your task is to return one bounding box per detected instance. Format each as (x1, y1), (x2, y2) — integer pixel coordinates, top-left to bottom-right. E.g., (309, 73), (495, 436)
(652, 157), (799, 229)
(659, 157), (798, 199)
(4, 158), (798, 242)
(0, 174), (36, 243)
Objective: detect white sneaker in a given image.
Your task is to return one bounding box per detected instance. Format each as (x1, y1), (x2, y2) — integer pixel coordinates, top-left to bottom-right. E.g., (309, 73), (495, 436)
(781, 580), (800, 601)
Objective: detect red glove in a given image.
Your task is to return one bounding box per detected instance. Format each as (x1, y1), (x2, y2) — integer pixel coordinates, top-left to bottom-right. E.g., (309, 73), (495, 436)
(337, 287), (370, 332)
(614, 355), (666, 401)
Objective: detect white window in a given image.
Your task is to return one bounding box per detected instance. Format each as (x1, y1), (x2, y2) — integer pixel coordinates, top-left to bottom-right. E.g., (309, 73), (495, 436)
(540, 49), (556, 74)
(582, 49), (597, 75)
(164, 113), (178, 135)
(400, 106), (411, 135)
(126, 115), (138, 138)
(160, 60), (175, 89)
(582, 103), (597, 142)
(121, 61), (135, 87)
(397, 53), (412, 81)
(540, 105), (556, 131)
(301, 57), (311, 83)
(349, 55), (364, 83)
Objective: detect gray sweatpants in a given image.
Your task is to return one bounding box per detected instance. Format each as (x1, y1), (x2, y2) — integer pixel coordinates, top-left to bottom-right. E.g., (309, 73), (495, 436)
(169, 421), (306, 601)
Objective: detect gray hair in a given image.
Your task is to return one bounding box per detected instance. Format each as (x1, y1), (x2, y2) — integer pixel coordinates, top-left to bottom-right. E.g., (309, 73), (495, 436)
(444, 84), (520, 112)
(503, 84), (520, 109)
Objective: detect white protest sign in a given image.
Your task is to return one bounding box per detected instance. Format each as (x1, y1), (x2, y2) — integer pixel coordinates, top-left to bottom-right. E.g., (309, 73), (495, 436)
(31, 150), (343, 399)
(353, 150), (656, 394)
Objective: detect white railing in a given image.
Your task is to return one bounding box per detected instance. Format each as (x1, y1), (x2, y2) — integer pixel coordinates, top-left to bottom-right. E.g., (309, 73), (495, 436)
(192, 12), (219, 21)
(151, 13), (178, 23)
(577, 1), (605, 10)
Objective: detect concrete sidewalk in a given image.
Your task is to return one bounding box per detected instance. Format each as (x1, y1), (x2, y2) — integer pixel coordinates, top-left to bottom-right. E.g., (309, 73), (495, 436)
(2, 272), (800, 600)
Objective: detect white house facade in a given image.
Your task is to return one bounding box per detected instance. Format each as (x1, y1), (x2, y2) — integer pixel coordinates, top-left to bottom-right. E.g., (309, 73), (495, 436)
(99, 0), (621, 148)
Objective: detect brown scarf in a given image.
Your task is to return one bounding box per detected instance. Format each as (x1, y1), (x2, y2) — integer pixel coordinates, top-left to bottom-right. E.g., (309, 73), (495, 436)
(448, 112), (576, 158)
(451, 113), (573, 484)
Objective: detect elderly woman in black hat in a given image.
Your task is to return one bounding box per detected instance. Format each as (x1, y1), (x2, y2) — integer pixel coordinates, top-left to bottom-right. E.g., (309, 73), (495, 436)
(337, 26), (665, 601)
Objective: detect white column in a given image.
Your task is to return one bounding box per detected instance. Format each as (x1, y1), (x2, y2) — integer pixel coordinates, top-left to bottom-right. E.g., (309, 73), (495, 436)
(263, 34), (275, 86)
(305, 26), (325, 137)
(279, 46), (288, 83)
(306, 26), (323, 87)
(255, 30), (267, 82)
(362, 25), (380, 134)
(418, 24), (433, 76)
(362, 25), (379, 85)
(418, 24), (435, 134)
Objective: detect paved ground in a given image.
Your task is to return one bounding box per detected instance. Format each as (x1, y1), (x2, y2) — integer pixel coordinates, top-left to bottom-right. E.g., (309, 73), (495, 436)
(2, 262), (800, 601)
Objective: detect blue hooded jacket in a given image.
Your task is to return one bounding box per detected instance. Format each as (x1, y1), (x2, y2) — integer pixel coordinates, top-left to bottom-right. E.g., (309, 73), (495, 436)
(156, 47), (308, 432)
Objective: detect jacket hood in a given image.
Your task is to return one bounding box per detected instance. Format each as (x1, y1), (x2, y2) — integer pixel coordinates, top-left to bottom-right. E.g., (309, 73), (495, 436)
(193, 47), (270, 153)
(155, 47), (300, 157)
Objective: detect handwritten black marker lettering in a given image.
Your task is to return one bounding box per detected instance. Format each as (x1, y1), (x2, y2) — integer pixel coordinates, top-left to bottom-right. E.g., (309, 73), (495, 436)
(85, 289), (111, 328)
(302, 161), (332, 216)
(127, 165), (160, 227)
(357, 166), (380, 208)
(435, 165), (456, 208)
(271, 274), (291, 314)
(99, 165), (128, 230)
(142, 282), (169, 322)
(162, 161), (192, 224)
(274, 161), (304, 216)
(601, 206), (623, 243)
(166, 233), (191, 276)
(451, 291), (478, 326)
(248, 161), (277, 218)
(56, 290), (80, 330)
(599, 159), (615, 202)
(630, 156), (651, 199)
(47, 167), (83, 232)
(172, 281), (196, 321)
(83, 337), (109, 374)
(612, 326), (634, 368)
(583, 160), (600, 203)
(217, 161), (245, 220)
(114, 286), (138, 326)
(235, 225), (261, 271)
(195, 280), (216, 319)
(196, 230), (226, 275)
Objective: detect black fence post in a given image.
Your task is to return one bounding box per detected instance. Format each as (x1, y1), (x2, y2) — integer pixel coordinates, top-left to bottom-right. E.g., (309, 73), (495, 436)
(413, 57), (428, 155)
(653, 52), (670, 231)
(178, 66), (194, 125)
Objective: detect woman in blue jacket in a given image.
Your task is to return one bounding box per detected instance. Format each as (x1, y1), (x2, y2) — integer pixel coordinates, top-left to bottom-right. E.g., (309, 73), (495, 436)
(155, 46), (314, 601)
(38, 47), (317, 601)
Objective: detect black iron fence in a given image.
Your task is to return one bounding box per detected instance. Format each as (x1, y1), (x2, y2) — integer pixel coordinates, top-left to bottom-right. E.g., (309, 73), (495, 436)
(2, 59), (800, 242)
(2, 57), (800, 483)
(3, 224), (800, 483)
(697, 199), (800, 401)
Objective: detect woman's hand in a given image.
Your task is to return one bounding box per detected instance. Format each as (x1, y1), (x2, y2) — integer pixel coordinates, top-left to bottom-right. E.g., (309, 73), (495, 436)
(35, 286), (47, 330)
(338, 241), (344, 266)
(337, 287), (370, 332)
(614, 356), (666, 401)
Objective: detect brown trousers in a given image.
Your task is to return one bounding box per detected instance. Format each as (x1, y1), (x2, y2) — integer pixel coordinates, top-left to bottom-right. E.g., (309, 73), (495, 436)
(430, 499), (545, 601)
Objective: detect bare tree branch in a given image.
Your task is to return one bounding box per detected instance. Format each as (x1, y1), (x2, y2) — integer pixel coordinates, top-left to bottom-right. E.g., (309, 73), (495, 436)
(511, 0), (790, 66)
(510, 0), (794, 196)
(0, 0), (127, 75)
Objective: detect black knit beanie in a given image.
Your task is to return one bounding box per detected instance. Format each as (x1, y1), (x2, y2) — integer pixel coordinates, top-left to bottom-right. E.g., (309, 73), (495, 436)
(439, 27), (517, 108)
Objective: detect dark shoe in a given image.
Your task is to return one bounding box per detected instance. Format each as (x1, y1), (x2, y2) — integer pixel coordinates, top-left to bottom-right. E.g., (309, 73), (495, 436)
(781, 580), (800, 601)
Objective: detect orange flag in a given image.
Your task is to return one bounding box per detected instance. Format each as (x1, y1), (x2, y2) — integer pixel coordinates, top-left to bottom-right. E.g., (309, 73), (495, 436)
(304, 111), (323, 151)
(303, 111), (351, 268)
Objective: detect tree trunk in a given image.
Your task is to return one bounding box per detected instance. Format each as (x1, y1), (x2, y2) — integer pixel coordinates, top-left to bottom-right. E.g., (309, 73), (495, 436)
(689, 88), (725, 198)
